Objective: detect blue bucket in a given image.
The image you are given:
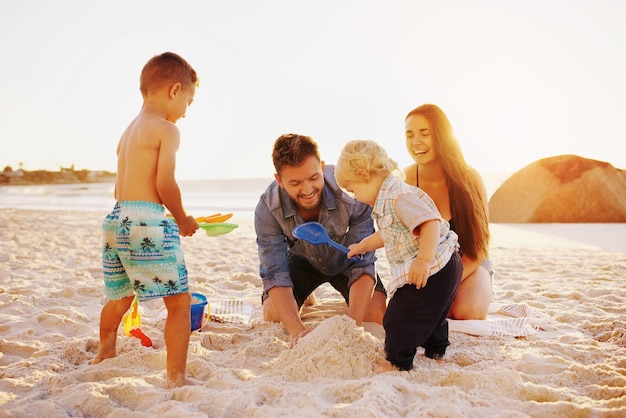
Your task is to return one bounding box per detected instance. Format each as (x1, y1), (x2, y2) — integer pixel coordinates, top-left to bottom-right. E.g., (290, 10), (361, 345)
(190, 292), (208, 331)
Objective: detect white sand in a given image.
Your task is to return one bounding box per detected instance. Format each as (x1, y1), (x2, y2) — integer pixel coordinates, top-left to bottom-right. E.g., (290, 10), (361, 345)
(1, 208), (625, 417)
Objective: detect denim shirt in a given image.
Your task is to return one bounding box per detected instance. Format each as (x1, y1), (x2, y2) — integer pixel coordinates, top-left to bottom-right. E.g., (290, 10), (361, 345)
(254, 165), (377, 292)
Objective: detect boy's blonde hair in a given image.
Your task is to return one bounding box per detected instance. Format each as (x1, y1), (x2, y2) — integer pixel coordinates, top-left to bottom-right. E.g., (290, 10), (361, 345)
(335, 140), (402, 186)
(140, 52), (199, 97)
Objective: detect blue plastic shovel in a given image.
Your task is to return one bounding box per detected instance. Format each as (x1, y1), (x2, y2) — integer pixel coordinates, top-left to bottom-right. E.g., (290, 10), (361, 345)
(292, 222), (363, 261)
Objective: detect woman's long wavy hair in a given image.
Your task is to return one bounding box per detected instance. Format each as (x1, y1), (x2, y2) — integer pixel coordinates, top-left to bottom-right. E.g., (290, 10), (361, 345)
(406, 104), (490, 261)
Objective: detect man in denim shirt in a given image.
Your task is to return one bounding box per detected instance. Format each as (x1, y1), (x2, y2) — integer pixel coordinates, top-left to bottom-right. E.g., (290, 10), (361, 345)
(255, 134), (387, 347)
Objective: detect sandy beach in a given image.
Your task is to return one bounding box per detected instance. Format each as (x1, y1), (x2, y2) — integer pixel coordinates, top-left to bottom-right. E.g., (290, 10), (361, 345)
(1, 208), (625, 417)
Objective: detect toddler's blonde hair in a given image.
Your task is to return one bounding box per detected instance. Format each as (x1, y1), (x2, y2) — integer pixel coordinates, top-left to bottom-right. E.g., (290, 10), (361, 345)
(335, 140), (402, 187)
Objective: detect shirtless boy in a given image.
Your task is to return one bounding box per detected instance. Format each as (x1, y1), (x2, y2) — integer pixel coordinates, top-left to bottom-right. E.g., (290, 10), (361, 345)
(90, 52), (200, 388)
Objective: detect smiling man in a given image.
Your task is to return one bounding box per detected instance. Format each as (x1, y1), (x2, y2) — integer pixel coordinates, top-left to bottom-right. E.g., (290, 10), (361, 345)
(254, 133), (387, 347)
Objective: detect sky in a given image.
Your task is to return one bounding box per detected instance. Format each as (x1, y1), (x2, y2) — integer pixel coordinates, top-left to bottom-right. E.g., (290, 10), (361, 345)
(1, 0), (625, 180)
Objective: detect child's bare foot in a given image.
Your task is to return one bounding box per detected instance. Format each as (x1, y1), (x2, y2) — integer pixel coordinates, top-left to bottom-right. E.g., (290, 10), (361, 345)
(424, 347), (446, 364)
(164, 376), (195, 389)
(429, 355), (446, 364)
(89, 333), (118, 365)
(89, 350), (115, 365)
(373, 358), (398, 373)
(418, 352), (446, 364)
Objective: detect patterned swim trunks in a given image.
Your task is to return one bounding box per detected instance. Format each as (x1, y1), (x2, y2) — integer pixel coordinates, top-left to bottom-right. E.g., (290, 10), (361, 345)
(101, 201), (189, 301)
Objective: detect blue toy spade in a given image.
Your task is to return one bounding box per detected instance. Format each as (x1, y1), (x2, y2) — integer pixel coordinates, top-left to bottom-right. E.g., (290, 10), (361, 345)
(292, 222), (363, 261)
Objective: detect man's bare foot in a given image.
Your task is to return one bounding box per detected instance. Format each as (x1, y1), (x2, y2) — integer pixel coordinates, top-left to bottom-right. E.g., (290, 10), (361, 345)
(303, 293), (317, 306)
(373, 358), (398, 373)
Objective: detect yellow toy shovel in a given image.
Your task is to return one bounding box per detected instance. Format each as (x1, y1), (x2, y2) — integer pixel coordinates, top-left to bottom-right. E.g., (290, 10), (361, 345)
(122, 295), (152, 347)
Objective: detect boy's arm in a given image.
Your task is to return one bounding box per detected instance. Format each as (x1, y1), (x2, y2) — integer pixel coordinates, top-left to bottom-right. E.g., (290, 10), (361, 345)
(394, 193), (442, 288)
(342, 200), (378, 281)
(347, 230), (384, 258)
(410, 219), (440, 288)
(414, 219), (439, 264)
(156, 123), (197, 236)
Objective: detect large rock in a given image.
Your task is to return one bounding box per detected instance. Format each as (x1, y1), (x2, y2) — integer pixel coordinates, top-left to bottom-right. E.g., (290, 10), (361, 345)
(489, 155), (626, 223)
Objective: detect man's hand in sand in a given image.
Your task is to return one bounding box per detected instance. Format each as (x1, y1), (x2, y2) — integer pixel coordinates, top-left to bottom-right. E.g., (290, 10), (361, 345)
(290, 328), (312, 349)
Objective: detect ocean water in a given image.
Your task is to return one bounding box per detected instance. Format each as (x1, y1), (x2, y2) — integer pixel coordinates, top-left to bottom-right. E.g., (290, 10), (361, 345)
(0, 173), (510, 217)
(0, 178), (274, 217)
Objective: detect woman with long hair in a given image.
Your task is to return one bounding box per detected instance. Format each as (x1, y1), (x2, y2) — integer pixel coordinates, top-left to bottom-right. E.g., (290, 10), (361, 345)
(403, 104), (492, 319)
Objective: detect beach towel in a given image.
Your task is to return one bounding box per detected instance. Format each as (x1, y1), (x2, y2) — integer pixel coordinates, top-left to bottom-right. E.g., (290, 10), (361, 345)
(448, 302), (554, 337)
(299, 300), (554, 339)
